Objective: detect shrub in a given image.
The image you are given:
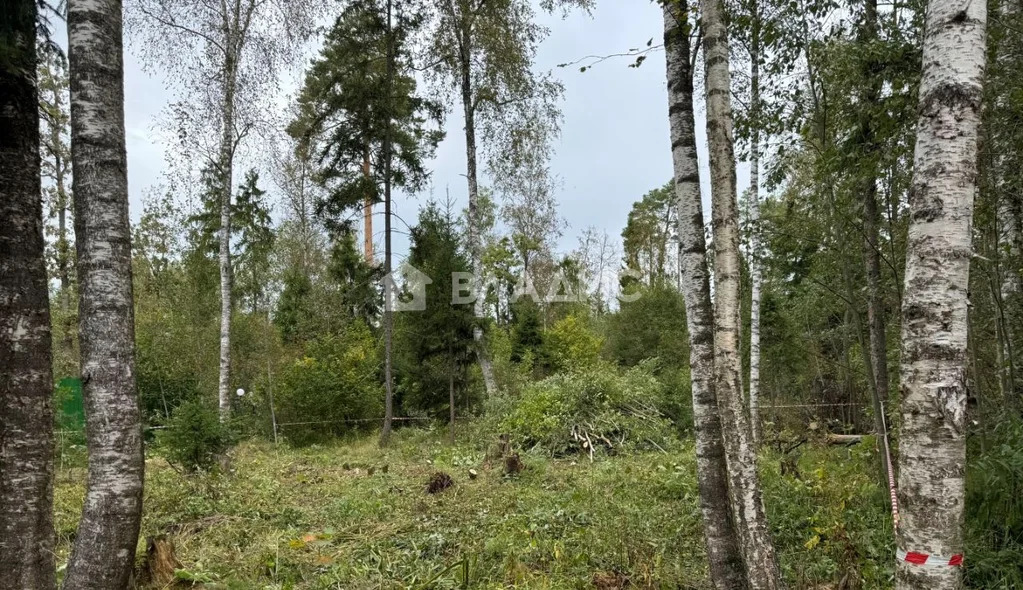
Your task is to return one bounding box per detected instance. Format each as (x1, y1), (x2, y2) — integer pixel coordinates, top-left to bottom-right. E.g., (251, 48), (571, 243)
(274, 321), (383, 446)
(656, 365), (694, 433)
(158, 399), (232, 472)
(542, 314), (603, 372)
(965, 418), (1023, 589)
(501, 362), (676, 456)
(604, 284), (689, 369)
(490, 326), (532, 397)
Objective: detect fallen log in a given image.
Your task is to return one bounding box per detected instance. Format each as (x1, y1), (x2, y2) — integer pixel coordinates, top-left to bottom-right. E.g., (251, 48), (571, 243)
(827, 434), (866, 446)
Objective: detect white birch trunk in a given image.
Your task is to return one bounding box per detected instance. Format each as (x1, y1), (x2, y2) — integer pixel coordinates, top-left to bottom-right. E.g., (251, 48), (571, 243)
(663, 2), (747, 587)
(896, 0), (986, 586)
(748, 175), (762, 447)
(0, 3), (56, 585)
(458, 33), (497, 396)
(64, 1), (145, 587)
(699, 0), (784, 585)
(747, 12), (763, 446)
(217, 44), (239, 422)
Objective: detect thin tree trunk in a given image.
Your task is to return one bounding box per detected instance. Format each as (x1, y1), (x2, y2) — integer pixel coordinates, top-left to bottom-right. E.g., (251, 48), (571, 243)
(747, 0), (763, 447)
(990, 264), (1014, 401)
(64, 1), (145, 587)
(458, 30), (497, 396)
(0, 2), (56, 586)
(662, 3), (748, 587)
(896, 0), (985, 585)
(381, 0), (395, 446)
(449, 344), (456, 446)
(54, 133), (75, 359)
(859, 0), (894, 489)
(58, 196), (71, 314)
(40, 55), (75, 361)
(364, 145), (374, 263)
(699, 0), (784, 585)
(217, 44), (239, 422)
(994, 0), (1020, 315)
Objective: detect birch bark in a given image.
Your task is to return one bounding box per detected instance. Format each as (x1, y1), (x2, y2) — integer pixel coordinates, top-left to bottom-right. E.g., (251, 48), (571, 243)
(747, 0), (763, 447)
(896, 0), (986, 586)
(457, 27), (498, 396)
(0, 2), (56, 586)
(217, 48), (237, 421)
(64, 1), (145, 587)
(662, 2), (747, 587)
(699, 0), (784, 585)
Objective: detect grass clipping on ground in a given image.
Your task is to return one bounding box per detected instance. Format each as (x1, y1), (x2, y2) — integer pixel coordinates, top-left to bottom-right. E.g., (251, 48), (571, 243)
(54, 428), (891, 589)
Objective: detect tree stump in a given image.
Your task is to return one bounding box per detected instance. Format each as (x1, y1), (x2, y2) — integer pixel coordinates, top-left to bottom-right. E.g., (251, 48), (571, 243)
(503, 453), (524, 476)
(426, 471), (454, 494)
(142, 535), (182, 586)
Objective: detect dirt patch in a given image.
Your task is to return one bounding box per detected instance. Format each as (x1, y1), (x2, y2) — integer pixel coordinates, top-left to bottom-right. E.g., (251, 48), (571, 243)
(591, 570), (630, 589)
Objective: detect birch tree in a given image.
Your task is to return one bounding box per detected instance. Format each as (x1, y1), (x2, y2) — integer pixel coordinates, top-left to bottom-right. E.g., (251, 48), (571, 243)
(700, 0), (784, 584)
(662, 1), (747, 587)
(38, 44), (77, 369)
(896, 0), (986, 585)
(127, 0), (316, 421)
(62, 0), (145, 587)
(0, 2), (56, 586)
(743, 0), (764, 446)
(427, 0), (587, 394)
(271, 139), (323, 277)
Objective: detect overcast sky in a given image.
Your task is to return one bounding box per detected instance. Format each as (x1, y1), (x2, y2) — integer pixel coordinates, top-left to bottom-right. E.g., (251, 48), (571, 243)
(70, 1), (751, 262)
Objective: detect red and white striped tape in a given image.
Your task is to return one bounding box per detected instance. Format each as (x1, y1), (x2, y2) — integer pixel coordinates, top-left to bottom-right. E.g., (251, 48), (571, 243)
(896, 548), (963, 568)
(882, 431), (899, 529)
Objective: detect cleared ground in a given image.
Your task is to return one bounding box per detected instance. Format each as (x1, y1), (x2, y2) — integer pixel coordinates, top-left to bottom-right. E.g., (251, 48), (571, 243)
(54, 428), (891, 589)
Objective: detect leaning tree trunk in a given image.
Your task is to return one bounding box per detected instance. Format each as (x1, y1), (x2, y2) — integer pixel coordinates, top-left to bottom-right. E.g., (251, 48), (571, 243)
(458, 35), (497, 396)
(0, 2), (56, 586)
(896, 0), (985, 586)
(662, 2), (747, 587)
(699, 0), (784, 586)
(63, 1), (145, 588)
(217, 49), (239, 422)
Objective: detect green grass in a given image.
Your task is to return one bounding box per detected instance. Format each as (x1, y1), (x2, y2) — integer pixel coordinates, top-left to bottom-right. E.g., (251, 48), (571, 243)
(54, 428), (892, 589)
